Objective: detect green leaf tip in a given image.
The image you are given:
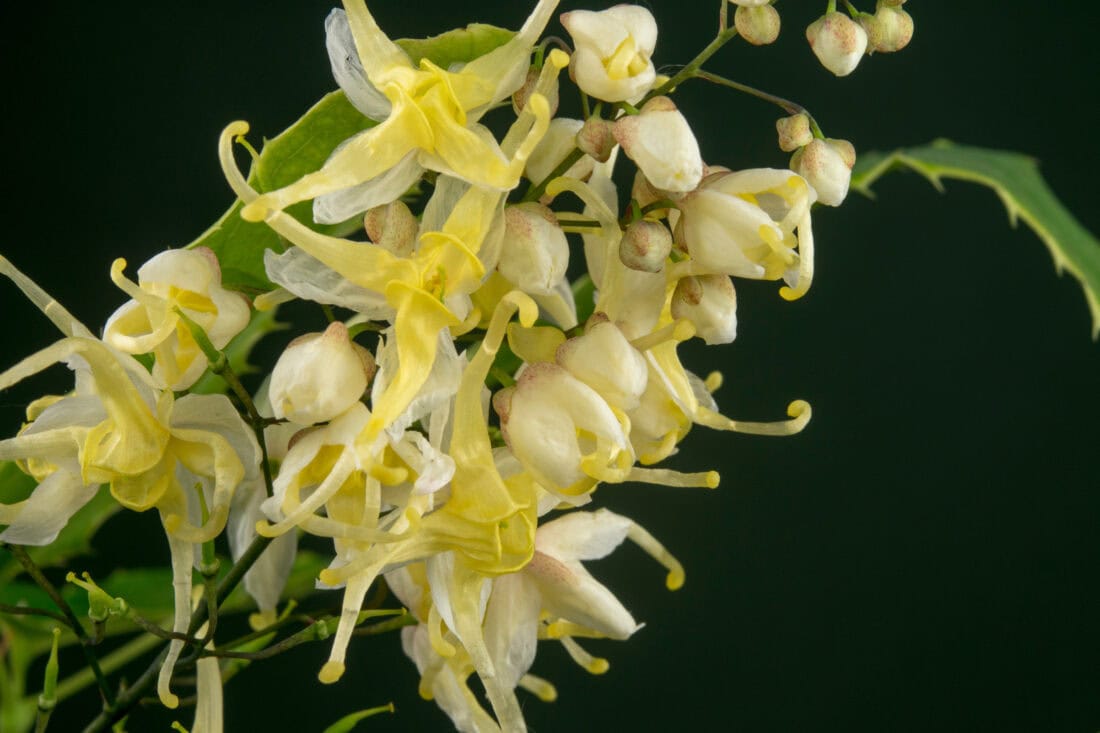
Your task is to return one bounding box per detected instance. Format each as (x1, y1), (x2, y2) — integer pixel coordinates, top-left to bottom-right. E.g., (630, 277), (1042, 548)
(852, 140), (1100, 339)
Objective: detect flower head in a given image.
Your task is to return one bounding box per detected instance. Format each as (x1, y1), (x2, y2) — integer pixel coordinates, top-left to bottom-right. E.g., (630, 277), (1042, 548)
(561, 5), (657, 102)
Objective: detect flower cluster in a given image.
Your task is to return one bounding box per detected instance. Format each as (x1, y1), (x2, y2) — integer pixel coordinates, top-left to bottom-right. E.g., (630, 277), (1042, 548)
(0, 1), (912, 731)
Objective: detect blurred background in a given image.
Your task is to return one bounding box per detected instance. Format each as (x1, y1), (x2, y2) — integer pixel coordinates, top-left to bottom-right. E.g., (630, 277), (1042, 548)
(1, 1), (1097, 730)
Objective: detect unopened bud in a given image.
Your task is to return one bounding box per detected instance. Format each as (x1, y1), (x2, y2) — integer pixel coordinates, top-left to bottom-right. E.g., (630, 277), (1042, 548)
(861, 5), (914, 53)
(613, 97), (703, 193)
(806, 12), (868, 76)
(791, 138), (855, 207)
(577, 117), (615, 163)
(735, 5), (780, 46)
(620, 220), (673, 272)
(513, 66), (560, 117)
(671, 275), (738, 345)
(499, 203), (570, 295)
(776, 113), (813, 152)
(364, 200), (418, 257)
(728, 0), (771, 5)
(269, 322), (375, 426)
(557, 320), (648, 411)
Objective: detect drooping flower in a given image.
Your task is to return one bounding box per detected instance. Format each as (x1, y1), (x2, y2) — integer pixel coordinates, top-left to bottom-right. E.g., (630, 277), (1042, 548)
(561, 5), (658, 102)
(104, 248), (250, 391)
(806, 11), (869, 77)
(0, 257), (259, 710)
(612, 96), (704, 193)
(674, 167), (816, 300)
(241, 0), (561, 225)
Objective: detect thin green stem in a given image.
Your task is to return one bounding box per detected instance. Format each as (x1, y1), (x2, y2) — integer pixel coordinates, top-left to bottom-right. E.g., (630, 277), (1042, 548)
(5, 546), (115, 708)
(53, 633), (160, 704)
(694, 70), (826, 138)
(645, 26), (739, 102)
(0, 604), (68, 625)
(719, 0), (729, 32)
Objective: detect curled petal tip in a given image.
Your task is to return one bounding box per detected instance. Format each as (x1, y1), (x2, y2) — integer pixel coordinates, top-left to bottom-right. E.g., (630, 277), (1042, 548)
(318, 661), (345, 684)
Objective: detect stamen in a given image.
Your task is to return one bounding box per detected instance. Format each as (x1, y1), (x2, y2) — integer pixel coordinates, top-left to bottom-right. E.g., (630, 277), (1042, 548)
(628, 466), (720, 489)
(694, 399), (811, 436)
(626, 520), (685, 591)
(519, 674), (558, 702)
(560, 636), (609, 674)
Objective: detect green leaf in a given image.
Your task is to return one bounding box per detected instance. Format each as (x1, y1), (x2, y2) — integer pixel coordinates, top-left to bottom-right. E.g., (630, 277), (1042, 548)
(188, 91), (376, 292)
(321, 703), (396, 733)
(851, 140), (1100, 338)
(396, 23), (514, 69)
(0, 460), (36, 505)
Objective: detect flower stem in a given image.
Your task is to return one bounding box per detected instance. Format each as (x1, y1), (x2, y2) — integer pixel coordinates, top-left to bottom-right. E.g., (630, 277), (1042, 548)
(4, 545), (115, 708)
(646, 26), (739, 102)
(694, 70), (826, 138)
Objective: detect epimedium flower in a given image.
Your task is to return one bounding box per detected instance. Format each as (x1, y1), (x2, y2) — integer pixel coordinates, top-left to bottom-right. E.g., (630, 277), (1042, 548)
(104, 247), (250, 391)
(383, 508), (684, 733)
(612, 96), (704, 193)
(241, 0), (561, 225)
(561, 5), (658, 103)
(267, 321), (376, 426)
(674, 167), (817, 300)
(0, 256), (260, 710)
(220, 50), (569, 451)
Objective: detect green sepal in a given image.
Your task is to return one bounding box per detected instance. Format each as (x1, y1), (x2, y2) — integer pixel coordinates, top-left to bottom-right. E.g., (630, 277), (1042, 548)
(852, 140), (1100, 338)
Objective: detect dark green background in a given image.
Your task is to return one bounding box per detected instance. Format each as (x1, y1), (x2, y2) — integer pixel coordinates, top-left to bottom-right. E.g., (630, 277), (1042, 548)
(1, 2), (1098, 731)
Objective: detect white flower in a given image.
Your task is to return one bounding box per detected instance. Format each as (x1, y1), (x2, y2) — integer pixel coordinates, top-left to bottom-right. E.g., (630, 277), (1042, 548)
(561, 5), (657, 102)
(791, 137), (856, 207)
(268, 321), (375, 426)
(497, 203), (570, 296)
(671, 274), (739, 345)
(499, 362), (633, 498)
(104, 248), (250, 391)
(806, 11), (868, 76)
(612, 96), (704, 193)
(675, 168), (816, 300)
(555, 318), (648, 411)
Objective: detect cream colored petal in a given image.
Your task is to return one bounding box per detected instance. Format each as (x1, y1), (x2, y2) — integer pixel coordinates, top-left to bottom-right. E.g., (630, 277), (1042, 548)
(0, 471), (98, 546)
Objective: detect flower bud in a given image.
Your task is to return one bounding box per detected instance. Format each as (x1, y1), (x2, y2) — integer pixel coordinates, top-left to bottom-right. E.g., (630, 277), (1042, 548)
(498, 203), (570, 295)
(525, 118), (595, 185)
(735, 5), (780, 46)
(791, 138), (855, 207)
(861, 4), (914, 53)
(556, 320), (648, 411)
(269, 322), (375, 426)
(806, 11), (868, 76)
(728, 0), (770, 5)
(671, 275), (738, 345)
(619, 220), (672, 272)
(613, 97), (704, 193)
(577, 117), (615, 163)
(364, 200), (418, 257)
(561, 6), (657, 103)
(776, 113), (813, 152)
